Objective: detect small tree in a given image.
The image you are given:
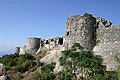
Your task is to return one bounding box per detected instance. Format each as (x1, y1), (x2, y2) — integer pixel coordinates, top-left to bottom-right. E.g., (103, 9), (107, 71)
(59, 43), (104, 80)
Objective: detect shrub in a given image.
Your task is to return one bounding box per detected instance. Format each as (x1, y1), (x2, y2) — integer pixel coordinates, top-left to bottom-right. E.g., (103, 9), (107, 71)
(32, 71), (55, 80)
(7, 61), (16, 67)
(4, 66), (10, 71)
(0, 53), (37, 73)
(32, 62), (56, 80)
(19, 53), (35, 60)
(32, 71), (44, 80)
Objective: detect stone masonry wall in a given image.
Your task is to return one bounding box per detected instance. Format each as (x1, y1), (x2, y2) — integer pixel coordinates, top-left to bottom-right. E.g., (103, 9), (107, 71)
(65, 13), (96, 51)
(93, 26), (120, 70)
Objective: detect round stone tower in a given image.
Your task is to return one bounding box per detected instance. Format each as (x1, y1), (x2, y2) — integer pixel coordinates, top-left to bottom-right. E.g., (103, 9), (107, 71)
(26, 37), (41, 54)
(65, 13), (96, 51)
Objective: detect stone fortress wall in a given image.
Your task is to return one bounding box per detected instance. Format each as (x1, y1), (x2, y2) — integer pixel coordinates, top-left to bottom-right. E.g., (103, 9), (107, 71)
(16, 37), (64, 54)
(16, 13), (120, 70)
(94, 26), (120, 70)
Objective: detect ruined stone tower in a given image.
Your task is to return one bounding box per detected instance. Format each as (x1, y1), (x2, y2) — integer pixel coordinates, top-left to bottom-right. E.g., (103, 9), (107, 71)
(26, 37), (42, 54)
(19, 37), (42, 54)
(65, 13), (96, 50)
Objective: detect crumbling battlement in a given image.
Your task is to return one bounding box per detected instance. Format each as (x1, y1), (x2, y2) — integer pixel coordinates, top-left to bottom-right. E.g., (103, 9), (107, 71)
(43, 37), (64, 49)
(96, 17), (112, 28)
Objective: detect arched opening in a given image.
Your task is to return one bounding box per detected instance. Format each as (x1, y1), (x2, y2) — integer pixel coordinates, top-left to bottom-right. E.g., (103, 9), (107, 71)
(51, 39), (54, 42)
(46, 40), (49, 44)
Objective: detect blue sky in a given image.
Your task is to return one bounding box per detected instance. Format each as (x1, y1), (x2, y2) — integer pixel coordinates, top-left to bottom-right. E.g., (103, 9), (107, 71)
(0, 0), (120, 54)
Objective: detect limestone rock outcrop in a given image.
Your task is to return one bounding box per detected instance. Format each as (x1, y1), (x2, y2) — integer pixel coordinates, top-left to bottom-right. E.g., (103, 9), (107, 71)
(0, 74), (10, 80)
(40, 45), (64, 72)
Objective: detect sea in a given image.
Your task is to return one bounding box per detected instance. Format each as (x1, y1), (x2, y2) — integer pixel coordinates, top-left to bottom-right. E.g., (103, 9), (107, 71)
(0, 51), (13, 57)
